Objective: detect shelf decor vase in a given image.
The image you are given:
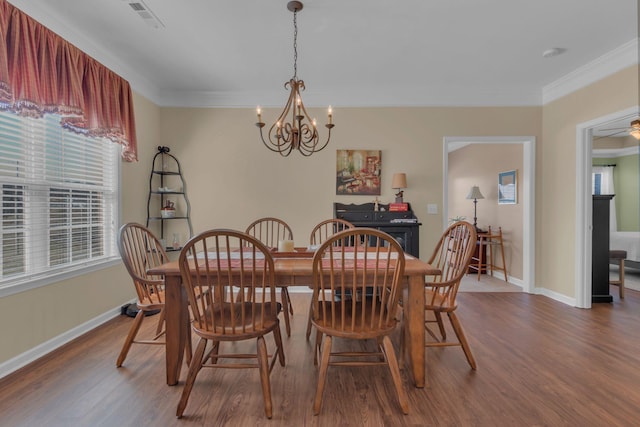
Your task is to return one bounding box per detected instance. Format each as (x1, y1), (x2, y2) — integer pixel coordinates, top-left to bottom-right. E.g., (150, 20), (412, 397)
(161, 200), (176, 218)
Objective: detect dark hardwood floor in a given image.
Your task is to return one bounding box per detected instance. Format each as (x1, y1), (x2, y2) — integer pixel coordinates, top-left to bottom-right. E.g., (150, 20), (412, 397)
(1, 287), (639, 426)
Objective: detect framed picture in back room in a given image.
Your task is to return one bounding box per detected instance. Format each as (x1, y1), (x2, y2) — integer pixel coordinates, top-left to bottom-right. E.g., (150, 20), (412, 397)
(498, 170), (517, 204)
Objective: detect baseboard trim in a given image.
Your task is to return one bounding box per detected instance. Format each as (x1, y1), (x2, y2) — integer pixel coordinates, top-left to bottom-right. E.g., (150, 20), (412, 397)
(534, 287), (576, 307)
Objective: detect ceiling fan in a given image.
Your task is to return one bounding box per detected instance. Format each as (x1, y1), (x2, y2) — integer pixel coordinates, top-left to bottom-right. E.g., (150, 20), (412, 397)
(595, 119), (640, 139)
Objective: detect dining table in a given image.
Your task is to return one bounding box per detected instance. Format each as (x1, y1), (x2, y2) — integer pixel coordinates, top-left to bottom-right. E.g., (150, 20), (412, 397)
(148, 251), (440, 388)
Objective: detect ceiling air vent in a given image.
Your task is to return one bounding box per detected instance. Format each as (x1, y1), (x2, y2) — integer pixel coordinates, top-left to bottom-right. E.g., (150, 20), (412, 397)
(123, 0), (165, 29)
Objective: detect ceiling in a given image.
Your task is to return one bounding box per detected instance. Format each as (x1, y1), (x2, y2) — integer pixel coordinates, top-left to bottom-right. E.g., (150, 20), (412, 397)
(7, 0), (639, 109)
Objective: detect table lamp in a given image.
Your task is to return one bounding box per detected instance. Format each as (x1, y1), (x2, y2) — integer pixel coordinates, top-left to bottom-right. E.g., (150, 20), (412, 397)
(392, 173), (407, 203)
(466, 185), (484, 229)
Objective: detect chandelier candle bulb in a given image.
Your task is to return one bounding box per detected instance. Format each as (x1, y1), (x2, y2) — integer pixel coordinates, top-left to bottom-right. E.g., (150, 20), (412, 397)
(328, 106), (332, 124)
(256, 106), (262, 123)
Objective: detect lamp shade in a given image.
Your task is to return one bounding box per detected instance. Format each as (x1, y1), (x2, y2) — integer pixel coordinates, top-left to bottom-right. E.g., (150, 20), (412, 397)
(391, 173), (407, 189)
(466, 186), (485, 200)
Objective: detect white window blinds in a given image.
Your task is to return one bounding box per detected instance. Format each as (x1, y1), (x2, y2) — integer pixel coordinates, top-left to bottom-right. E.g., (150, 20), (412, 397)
(0, 111), (119, 288)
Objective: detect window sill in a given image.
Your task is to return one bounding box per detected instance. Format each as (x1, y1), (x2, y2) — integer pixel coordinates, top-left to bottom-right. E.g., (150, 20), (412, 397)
(0, 257), (122, 298)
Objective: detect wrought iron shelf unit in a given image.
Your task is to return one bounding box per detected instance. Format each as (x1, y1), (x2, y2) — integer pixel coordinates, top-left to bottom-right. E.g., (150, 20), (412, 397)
(146, 146), (193, 252)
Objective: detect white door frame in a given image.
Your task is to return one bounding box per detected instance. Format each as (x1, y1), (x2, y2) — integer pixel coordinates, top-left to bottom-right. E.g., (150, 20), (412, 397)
(575, 105), (640, 308)
(443, 136), (536, 293)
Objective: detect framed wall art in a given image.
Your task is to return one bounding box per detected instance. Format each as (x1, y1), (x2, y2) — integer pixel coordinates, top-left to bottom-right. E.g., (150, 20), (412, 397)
(498, 170), (517, 204)
(336, 150), (381, 195)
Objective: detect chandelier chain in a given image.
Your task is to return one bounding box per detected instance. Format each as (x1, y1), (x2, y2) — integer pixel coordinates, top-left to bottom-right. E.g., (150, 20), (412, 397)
(293, 9), (298, 80)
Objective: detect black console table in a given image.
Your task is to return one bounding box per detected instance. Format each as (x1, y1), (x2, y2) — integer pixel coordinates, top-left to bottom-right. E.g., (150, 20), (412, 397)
(592, 195), (614, 303)
(333, 202), (421, 257)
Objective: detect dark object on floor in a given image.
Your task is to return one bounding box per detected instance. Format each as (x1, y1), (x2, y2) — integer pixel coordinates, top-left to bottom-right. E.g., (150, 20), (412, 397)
(120, 303), (160, 318)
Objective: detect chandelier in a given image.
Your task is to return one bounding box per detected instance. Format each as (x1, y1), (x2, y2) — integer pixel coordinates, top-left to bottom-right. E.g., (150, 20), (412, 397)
(255, 1), (334, 156)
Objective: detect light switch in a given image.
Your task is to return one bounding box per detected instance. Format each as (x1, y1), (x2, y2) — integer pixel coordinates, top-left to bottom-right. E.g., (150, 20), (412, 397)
(427, 203), (438, 214)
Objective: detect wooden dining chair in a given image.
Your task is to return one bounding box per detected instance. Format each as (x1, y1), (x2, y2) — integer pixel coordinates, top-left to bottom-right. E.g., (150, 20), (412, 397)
(246, 217), (295, 336)
(309, 218), (355, 246)
(117, 223), (190, 367)
(422, 221), (478, 369)
(310, 228), (408, 415)
(176, 229), (285, 419)
(305, 218), (355, 340)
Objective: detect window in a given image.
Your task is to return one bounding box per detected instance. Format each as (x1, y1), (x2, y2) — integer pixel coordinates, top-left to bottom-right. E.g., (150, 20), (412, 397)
(593, 173), (602, 195)
(0, 111), (120, 293)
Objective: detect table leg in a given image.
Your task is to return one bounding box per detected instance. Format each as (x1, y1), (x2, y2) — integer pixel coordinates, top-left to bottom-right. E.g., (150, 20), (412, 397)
(404, 275), (425, 388)
(165, 274), (188, 385)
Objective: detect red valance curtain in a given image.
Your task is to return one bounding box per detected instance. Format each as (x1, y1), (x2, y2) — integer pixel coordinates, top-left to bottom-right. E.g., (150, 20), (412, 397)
(0, 0), (137, 161)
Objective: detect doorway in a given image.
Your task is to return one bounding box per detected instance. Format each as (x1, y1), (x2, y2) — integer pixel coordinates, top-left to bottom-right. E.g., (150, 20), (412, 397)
(443, 136), (535, 294)
(575, 105), (640, 308)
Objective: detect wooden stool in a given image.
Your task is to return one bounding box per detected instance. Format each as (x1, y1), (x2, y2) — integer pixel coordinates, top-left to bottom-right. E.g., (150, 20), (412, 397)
(609, 250), (627, 298)
(469, 226), (508, 282)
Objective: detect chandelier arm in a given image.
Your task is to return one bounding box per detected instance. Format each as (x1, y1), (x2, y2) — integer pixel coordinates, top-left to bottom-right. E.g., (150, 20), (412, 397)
(259, 126), (291, 154)
(298, 126), (332, 156)
(274, 80), (297, 128)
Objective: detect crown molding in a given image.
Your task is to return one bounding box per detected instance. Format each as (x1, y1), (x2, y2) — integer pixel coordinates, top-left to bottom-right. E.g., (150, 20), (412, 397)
(156, 86), (542, 108)
(158, 38), (639, 107)
(542, 38), (639, 105)
(592, 146), (640, 158)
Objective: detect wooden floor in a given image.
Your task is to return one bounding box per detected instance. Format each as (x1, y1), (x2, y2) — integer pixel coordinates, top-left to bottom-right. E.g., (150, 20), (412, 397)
(2, 288), (640, 426)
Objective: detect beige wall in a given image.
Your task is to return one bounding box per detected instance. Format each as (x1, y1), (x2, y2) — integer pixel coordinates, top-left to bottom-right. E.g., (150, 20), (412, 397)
(159, 106), (540, 257)
(1, 65), (638, 369)
(448, 144), (524, 279)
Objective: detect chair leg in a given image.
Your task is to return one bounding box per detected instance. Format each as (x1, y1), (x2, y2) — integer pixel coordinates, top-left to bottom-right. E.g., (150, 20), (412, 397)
(273, 323), (286, 367)
(209, 340), (220, 364)
(476, 240), (484, 281)
(313, 335), (332, 415)
(116, 308), (145, 367)
(499, 238), (508, 282)
(434, 311), (446, 340)
(381, 335), (409, 414)
(305, 300), (314, 341)
(314, 329), (323, 366)
(448, 311), (477, 370)
(176, 338), (208, 418)
(285, 288), (294, 315)
(257, 335), (273, 419)
(399, 312), (405, 362)
(185, 331), (193, 366)
(155, 307), (165, 336)
(280, 287), (292, 337)
(619, 259), (625, 299)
